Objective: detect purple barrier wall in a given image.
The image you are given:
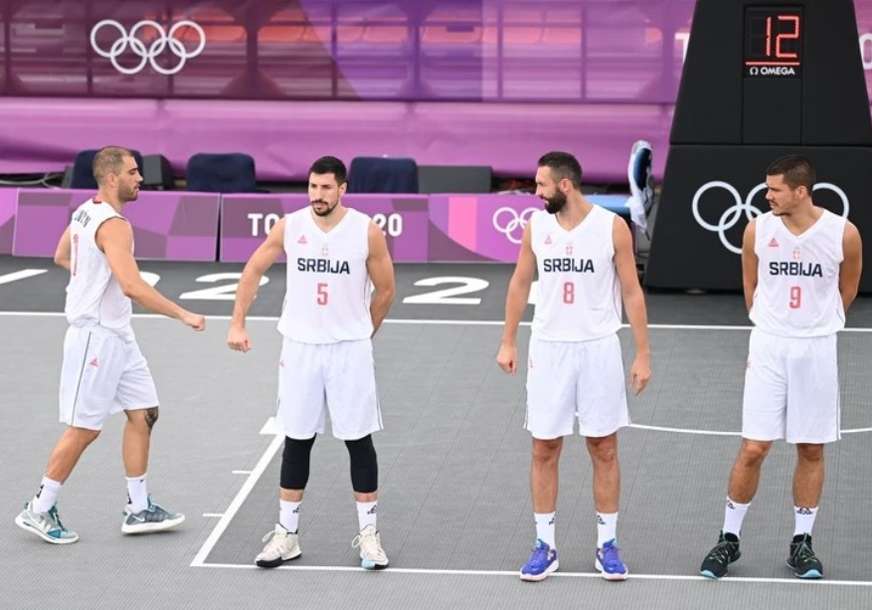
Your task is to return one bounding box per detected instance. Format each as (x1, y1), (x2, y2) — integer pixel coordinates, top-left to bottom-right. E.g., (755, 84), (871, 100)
(0, 189), (16, 255)
(12, 189), (220, 260)
(220, 193), (626, 263)
(220, 194), (430, 263)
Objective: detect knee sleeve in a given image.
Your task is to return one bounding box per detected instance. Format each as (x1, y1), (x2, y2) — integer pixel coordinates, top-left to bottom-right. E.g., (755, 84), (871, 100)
(345, 435), (378, 493)
(280, 435), (316, 490)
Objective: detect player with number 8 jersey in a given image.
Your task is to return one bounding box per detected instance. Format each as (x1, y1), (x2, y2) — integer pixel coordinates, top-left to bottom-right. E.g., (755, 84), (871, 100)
(497, 152), (651, 582)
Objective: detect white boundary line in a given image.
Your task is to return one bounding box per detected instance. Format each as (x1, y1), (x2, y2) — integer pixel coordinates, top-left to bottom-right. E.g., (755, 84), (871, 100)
(190, 433), (284, 567)
(2, 310), (872, 333)
(192, 561), (872, 587)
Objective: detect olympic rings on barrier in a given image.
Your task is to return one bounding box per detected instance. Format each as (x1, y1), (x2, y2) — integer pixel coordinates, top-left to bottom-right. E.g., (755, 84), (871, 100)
(691, 181), (849, 255)
(90, 19), (206, 76)
(492, 207), (538, 244)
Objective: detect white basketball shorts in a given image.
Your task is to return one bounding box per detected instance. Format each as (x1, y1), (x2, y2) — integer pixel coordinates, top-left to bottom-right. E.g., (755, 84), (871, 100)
(742, 328), (840, 444)
(276, 338), (382, 440)
(59, 326), (159, 431)
(525, 333), (630, 439)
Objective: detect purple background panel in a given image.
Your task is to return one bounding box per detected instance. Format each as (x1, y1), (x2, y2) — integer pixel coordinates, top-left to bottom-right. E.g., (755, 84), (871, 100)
(1, 1), (870, 183)
(219, 193), (429, 263)
(429, 194), (543, 262)
(0, 188), (18, 255)
(11, 189), (219, 260)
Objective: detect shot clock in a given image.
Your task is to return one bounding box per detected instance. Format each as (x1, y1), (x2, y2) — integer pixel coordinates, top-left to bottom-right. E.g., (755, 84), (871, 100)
(646, 0), (872, 292)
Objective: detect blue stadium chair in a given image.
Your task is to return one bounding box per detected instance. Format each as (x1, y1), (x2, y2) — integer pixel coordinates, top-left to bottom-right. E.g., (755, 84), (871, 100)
(185, 153), (257, 193)
(70, 149), (144, 190)
(348, 157), (418, 193)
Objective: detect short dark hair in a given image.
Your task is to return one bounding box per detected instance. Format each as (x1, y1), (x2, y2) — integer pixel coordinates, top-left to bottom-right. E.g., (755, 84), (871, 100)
(308, 156), (347, 184)
(93, 146), (134, 185)
(537, 151), (582, 190)
(766, 155), (816, 190)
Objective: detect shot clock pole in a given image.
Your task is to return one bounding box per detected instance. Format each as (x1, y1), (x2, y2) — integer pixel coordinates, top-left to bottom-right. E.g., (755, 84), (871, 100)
(645, 0), (872, 292)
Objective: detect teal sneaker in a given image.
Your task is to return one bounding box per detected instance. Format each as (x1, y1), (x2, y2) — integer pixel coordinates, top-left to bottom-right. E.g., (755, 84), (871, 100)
(15, 500), (79, 544)
(121, 497), (185, 534)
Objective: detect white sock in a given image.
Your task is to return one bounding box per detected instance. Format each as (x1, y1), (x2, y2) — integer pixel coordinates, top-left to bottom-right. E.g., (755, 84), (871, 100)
(534, 512), (556, 549)
(126, 473), (149, 513)
(357, 501), (378, 531)
(279, 500), (301, 533)
(32, 477), (62, 514)
(722, 497), (750, 538)
(794, 506), (819, 536)
(596, 512), (618, 548)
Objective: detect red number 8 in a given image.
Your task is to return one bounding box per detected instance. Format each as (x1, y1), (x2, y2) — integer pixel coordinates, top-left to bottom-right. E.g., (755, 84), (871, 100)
(563, 282), (575, 304)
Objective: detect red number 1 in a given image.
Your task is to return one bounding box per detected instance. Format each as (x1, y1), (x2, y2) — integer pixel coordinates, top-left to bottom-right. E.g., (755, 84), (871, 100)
(789, 286), (801, 309)
(71, 233), (79, 276)
(317, 282), (328, 305)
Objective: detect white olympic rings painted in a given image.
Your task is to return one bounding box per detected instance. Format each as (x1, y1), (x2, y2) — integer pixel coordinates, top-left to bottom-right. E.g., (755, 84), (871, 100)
(90, 19), (206, 76)
(492, 206), (538, 244)
(691, 181), (849, 254)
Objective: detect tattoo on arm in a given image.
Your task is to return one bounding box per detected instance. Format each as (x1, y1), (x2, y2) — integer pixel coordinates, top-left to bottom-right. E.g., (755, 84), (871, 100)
(145, 407), (159, 431)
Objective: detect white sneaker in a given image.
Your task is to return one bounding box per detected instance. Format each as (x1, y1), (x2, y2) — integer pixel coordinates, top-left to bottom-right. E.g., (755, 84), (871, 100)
(352, 524), (389, 570)
(255, 524), (302, 568)
(15, 501), (79, 544)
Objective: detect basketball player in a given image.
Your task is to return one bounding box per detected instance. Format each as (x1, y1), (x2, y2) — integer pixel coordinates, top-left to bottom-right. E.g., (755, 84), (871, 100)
(227, 156), (395, 570)
(699, 155), (862, 580)
(15, 147), (205, 544)
(497, 151), (652, 581)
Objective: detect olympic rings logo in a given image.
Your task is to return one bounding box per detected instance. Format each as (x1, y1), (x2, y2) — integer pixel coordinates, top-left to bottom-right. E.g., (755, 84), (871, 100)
(90, 19), (206, 76)
(692, 181), (849, 254)
(492, 207), (538, 244)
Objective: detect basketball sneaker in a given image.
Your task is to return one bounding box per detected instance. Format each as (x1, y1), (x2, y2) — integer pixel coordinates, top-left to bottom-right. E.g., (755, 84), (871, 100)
(14, 500), (79, 544)
(121, 497), (185, 534)
(255, 524), (302, 568)
(519, 539), (559, 581)
(595, 539), (629, 580)
(787, 534), (823, 579)
(351, 524), (389, 569)
(700, 531), (741, 579)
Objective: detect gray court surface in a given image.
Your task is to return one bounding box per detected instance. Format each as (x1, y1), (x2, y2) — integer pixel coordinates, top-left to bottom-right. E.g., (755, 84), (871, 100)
(2, 255), (872, 609)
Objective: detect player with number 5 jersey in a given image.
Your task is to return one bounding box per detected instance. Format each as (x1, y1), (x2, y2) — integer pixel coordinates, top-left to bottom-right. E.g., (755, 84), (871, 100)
(496, 151), (652, 582)
(227, 156), (396, 571)
(699, 155), (863, 582)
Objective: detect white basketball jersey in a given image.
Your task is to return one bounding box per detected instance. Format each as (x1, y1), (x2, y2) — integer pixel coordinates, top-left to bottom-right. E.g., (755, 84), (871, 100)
(64, 198), (134, 341)
(277, 207), (374, 344)
(750, 210), (845, 337)
(531, 205), (623, 342)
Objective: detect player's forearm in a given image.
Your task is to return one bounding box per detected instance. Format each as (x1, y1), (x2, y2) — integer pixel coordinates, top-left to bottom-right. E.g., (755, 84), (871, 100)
(54, 255), (70, 271)
(623, 288), (650, 356)
(125, 281), (185, 320)
(840, 285), (858, 312)
(500, 278), (531, 345)
(743, 281), (756, 312)
(369, 286), (395, 335)
(230, 268), (263, 327)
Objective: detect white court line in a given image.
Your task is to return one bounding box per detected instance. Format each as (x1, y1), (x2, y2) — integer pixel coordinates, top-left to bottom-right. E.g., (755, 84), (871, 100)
(0, 269), (48, 285)
(629, 423), (872, 437)
(202, 513), (223, 518)
(192, 561), (872, 587)
(231, 470), (252, 475)
(2, 310), (872, 333)
(190, 432), (284, 567)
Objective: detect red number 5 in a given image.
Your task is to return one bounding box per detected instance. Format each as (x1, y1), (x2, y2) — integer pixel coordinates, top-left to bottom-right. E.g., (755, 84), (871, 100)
(789, 286), (801, 309)
(317, 282), (329, 305)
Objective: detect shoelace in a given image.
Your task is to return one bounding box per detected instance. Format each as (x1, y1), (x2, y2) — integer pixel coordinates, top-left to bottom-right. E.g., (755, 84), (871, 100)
(600, 545), (623, 569)
(47, 506), (68, 532)
(527, 543), (550, 566)
(707, 541), (736, 564)
(792, 540), (816, 563)
(352, 530), (386, 560)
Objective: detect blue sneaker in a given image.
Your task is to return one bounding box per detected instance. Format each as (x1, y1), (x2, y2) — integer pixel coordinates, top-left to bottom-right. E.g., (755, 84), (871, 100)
(595, 539), (628, 581)
(519, 539), (559, 581)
